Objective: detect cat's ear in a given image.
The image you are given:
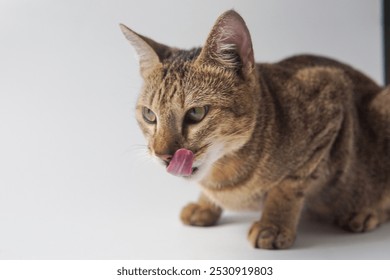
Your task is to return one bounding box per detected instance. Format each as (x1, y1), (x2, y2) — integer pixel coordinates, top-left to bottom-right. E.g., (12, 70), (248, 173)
(120, 24), (172, 78)
(196, 10), (255, 77)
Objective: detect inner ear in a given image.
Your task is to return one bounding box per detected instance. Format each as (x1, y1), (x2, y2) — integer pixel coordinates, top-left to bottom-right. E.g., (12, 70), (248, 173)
(196, 10), (255, 76)
(218, 16), (254, 69)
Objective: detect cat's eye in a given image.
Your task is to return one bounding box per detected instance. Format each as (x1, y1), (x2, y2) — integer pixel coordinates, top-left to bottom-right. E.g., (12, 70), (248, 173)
(185, 106), (209, 124)
(142, 107), (157, 124)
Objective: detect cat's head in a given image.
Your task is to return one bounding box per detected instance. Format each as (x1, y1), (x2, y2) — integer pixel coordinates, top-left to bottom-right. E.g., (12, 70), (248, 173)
(121, 10), (259, 181)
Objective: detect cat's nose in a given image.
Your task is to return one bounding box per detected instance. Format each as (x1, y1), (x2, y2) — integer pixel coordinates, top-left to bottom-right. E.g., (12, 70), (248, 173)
(156, 153), (173, 165)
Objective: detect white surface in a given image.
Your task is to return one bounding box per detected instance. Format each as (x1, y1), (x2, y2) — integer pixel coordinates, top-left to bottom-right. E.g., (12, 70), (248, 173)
(0, 0), (387, 259)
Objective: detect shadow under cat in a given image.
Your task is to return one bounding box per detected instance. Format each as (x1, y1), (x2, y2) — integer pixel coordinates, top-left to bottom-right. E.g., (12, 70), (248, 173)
(201, 211), (390, 256)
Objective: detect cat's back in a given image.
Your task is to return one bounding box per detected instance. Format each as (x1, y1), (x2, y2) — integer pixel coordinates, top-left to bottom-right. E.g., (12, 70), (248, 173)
(255, 54), (387, 175)
(257, 54), (382, 101)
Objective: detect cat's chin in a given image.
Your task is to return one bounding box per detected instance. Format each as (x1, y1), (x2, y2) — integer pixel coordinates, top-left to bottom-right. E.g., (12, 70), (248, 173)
(166, 164), (208, 181)
(186, 143), (226, 182)
(154, 157), (202, 180)
(151, 143), (225, 182)
(181, 166), (201, 181)
(182, 160), (218, 182)
(164, 166), (200, 180)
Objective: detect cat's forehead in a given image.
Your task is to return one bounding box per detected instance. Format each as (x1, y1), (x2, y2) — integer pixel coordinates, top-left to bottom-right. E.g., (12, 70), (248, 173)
(142, 67), (229, 107)
(140, 70), (195, 111)
(139, 50), (240, 110)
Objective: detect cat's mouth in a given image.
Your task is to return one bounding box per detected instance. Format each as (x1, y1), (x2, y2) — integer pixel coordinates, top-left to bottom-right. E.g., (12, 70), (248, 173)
(165, 148), (197, 177)
(191, 167), (199, 176)
(163, 161), (199, 177)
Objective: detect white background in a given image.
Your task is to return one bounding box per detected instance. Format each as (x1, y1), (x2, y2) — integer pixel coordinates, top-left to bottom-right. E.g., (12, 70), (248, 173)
(0, 0), (388, 259)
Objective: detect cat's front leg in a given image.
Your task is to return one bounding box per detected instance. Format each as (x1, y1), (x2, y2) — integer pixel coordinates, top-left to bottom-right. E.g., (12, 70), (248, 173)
(180, 193), (222, 226)
(248, 177), (307, 249)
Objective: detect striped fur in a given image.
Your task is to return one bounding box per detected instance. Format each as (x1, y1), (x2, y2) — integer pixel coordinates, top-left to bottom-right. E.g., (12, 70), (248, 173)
(121, 10), (390, 249)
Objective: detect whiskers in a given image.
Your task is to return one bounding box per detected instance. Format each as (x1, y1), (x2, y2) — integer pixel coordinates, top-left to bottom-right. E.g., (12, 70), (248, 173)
(123, 144), (153, 164)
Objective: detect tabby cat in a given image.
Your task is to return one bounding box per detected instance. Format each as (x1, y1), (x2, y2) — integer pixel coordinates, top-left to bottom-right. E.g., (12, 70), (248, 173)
(120, 10), (390, 249)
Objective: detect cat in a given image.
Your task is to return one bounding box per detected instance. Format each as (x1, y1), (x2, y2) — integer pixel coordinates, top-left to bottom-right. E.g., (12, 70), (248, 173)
(120, 10), (390, 249)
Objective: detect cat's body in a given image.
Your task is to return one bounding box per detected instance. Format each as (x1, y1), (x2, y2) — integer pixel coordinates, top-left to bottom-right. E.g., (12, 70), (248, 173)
(121, 10), (390, 249)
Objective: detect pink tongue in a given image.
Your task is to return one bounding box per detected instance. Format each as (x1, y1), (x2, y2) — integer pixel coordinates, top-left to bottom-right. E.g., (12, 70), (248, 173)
(166, 148), (194, 177)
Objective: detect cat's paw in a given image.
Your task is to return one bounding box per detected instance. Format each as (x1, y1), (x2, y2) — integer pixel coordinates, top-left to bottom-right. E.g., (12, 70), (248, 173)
(180, 203), (221, 226)
(339, 210), (380, 233)
(248, 221), (296, 249)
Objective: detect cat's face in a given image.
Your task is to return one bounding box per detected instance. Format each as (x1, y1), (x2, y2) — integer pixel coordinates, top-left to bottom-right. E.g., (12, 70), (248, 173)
(121, 10), (258, 180)
(136, 59), (257, 180)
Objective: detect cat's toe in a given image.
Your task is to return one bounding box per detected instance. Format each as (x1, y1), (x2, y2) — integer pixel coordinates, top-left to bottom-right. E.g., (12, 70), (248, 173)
(248, 221), (296, 249)
(180, 203), (221, 226)
(341, 211), (380, 233)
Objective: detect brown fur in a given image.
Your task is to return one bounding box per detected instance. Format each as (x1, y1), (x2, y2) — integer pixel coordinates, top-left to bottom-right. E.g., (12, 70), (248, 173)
(121, 10), (390, 249)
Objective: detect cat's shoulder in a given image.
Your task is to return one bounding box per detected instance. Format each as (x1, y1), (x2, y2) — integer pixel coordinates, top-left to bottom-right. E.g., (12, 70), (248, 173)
(256, 54), (347, 90)
(277, 54), (351, 69)
(257, 54), (354, 74)
(257, 54), (381, 95)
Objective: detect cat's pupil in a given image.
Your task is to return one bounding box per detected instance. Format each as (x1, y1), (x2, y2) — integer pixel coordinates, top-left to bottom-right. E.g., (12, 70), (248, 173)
(185, 106), (209, 124)
(142, 107), (156, 124)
